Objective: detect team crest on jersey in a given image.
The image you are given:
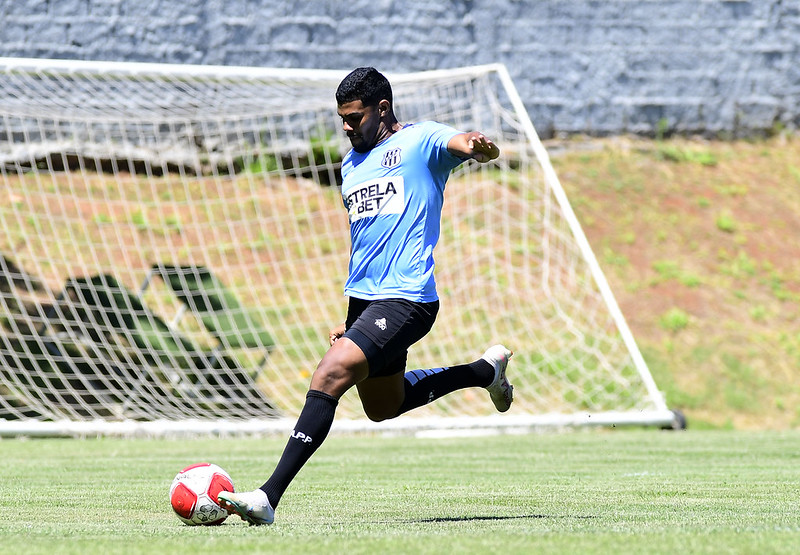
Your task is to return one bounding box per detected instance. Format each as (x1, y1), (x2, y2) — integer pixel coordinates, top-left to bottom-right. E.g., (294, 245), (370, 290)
(381, 148), (402, 168)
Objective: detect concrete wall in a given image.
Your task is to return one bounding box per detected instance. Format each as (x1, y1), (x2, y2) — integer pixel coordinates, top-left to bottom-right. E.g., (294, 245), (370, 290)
(1, 0), (798, 136)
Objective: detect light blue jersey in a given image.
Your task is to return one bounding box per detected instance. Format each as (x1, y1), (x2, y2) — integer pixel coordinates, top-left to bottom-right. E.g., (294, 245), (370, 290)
(340, 121), (464, 302)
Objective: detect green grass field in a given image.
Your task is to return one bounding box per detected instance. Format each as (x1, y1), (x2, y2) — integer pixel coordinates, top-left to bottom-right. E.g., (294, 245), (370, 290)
(3, 430), (799, 554)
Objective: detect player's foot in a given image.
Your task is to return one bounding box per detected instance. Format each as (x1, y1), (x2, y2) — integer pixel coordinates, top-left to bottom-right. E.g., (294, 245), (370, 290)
(217, 489), (275, 526)
(483, 344), (514, 412)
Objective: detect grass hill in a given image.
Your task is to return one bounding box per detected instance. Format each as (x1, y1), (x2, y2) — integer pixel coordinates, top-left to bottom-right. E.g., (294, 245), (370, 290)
(551, 134), (800, 430)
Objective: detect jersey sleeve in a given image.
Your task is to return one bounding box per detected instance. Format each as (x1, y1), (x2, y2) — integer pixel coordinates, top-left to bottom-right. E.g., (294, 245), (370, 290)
(419, 121), (464, 173)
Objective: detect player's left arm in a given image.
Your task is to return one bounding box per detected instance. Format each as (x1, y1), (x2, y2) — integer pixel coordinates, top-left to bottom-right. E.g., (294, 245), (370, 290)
(447, 132), (500, 163)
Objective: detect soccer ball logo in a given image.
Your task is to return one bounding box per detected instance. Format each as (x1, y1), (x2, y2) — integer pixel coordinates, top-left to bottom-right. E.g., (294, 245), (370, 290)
(169, 462), (235, 526)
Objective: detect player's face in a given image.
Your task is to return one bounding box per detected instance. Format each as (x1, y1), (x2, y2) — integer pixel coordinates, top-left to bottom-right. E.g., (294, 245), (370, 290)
(337, 100), (382, 153)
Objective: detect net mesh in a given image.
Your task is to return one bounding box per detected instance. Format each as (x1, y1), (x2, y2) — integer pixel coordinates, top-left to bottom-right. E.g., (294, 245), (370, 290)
(0, 60), (667, 428)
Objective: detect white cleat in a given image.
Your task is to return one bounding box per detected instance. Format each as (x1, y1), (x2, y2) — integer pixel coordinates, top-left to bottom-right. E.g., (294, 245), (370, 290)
(217, 489), (275, 526)
(483, 345), (514, 412)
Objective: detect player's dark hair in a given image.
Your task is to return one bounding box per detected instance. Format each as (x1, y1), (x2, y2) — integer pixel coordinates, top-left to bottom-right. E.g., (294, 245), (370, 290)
(335, 67), (392, 108)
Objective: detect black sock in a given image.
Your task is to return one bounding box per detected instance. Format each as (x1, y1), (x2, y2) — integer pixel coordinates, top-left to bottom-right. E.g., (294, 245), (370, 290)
(260, 389), (338, 508)
(394, 359), (494, 417)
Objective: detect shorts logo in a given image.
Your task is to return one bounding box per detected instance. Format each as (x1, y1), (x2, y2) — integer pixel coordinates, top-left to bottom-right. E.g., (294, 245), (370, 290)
(374, 318), (387, 331)
(381, 148), (402, 168)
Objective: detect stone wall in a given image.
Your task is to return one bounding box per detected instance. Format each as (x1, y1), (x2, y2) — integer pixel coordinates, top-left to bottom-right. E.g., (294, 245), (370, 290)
(2, 0), (798, 136)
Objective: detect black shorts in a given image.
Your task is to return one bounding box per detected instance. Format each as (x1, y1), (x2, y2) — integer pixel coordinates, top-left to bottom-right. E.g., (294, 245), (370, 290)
(343, 297), (439, 377)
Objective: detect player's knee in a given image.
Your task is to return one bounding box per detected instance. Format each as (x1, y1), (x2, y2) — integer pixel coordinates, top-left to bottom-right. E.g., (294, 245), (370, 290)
(310, 363), (353, 397)
(309, 339), (369, 397)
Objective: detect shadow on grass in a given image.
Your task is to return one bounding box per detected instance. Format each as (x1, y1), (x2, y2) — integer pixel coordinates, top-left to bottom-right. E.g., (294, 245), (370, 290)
(406, 514), (597, 523)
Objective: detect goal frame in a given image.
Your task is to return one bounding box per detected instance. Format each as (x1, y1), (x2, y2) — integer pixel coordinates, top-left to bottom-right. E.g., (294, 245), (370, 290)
(0, 57), (678, 436)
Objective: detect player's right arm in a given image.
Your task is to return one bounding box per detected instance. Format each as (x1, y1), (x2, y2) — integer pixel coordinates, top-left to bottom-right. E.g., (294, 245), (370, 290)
(329, 322), (346, 345)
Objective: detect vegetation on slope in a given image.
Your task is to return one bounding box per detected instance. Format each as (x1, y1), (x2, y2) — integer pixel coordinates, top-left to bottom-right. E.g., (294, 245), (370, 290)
(551, 134), (800, 429)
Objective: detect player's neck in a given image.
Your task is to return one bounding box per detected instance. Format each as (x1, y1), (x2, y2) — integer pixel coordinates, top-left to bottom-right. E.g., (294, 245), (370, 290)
(375, 118), (402, 147)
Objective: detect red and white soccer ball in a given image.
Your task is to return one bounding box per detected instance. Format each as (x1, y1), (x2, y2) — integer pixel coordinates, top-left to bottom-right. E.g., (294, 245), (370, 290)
(169, 462), (235, 525)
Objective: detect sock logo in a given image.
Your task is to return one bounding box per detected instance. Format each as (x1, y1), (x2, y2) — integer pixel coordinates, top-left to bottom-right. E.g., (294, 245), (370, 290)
(290, 430), (313, 443)
(374, 317), (387, 331)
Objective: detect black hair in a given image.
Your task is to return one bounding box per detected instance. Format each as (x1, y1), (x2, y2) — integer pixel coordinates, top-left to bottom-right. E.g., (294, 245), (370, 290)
(335, 67), (393, 107)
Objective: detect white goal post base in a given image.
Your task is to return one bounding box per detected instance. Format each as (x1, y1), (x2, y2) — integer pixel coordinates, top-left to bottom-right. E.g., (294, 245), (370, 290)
(0, 410), (680, 438)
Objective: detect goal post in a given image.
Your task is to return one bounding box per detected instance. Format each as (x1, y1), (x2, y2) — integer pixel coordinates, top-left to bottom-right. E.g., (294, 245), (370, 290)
(0, 57), (677, 436)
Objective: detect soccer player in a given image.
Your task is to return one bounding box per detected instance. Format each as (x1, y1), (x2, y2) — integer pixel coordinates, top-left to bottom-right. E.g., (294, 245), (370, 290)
(218, 67), (514, 525)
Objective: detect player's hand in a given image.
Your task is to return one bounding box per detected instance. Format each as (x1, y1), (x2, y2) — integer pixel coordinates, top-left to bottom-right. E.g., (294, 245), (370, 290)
(329, 322), (346, 346)
(467, 133), (499, 163)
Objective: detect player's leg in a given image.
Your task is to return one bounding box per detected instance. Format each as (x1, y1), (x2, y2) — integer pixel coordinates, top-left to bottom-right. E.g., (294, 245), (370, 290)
(350, 299), (514, 419)
(356, 354), (494, 421)
(357, 347), (514, 420)
(260, 337), (367, 499)
(356, 371), (406, 421)
(390, 345), (513, 417)
(218, 335), (368, 525)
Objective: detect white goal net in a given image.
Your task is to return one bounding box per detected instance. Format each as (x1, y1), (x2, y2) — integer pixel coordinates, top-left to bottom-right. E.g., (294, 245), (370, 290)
(0, 58), (675, 436)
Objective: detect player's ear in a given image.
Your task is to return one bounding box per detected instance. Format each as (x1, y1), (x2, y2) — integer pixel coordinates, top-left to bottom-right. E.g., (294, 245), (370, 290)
(378, 99), (391, 116)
